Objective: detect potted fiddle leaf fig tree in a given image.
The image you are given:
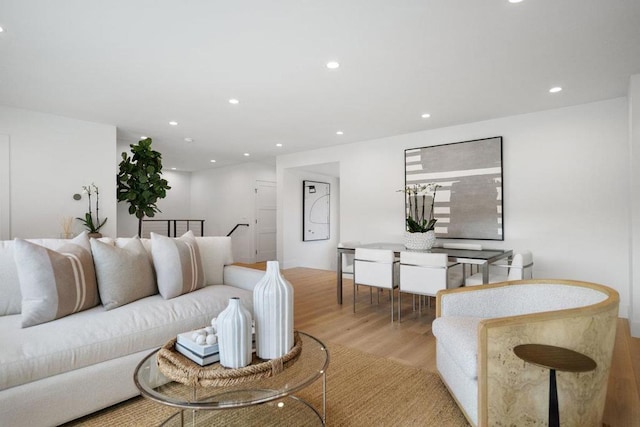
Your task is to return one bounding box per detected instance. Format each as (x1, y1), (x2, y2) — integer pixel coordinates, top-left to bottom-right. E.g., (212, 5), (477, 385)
(117, 138), (171, 237)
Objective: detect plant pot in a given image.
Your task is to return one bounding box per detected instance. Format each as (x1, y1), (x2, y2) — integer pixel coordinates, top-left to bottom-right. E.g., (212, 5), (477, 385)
(88, 232), (103, 239)
(404, 230), (436, 250)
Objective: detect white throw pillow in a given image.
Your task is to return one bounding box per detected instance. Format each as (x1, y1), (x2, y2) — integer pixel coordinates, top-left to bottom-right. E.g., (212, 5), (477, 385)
(151, 231), (205, 299)
(1, 233), (98, 316)
(90, 237), (157, 310)
(14, 233), (100, 327)
(195, 236), (234, 285)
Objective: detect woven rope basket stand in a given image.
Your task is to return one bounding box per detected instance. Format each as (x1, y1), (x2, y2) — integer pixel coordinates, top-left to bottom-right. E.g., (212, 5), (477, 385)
(157, 331), (302, 387)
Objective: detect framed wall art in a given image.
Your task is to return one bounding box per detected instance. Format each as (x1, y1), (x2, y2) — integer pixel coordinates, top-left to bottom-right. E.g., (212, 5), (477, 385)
(302, 180), (330, 241)
(404, 136), (503, 240)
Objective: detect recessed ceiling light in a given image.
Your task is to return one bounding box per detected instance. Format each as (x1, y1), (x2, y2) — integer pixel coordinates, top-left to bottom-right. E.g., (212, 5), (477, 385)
(326, 61), (340, 69)
(0, 27), (4, 33)
(210, 159), (216, 163)
(243, 153), (250, 157)
(229, 99), (239, 104)
(171, 167), (177, 170)
(509, 0), (523, 3)
(140, 136), (147, 140)
(336, 131), (344, 135)
(276, 143), (283, 147)
(549, 86), (563, 93)
(184, 137), (194, 143)
(421, 113), (431, 119)
(169, 121), (178, 126)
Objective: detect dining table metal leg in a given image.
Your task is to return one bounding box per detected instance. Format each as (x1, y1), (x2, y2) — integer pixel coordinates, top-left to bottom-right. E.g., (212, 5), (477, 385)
(481, 261), (490, 284)
(337, 250), (343, 304)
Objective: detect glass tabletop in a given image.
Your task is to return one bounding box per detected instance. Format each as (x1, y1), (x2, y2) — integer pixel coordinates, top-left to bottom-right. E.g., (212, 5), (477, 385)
(134, 331), (329, 411)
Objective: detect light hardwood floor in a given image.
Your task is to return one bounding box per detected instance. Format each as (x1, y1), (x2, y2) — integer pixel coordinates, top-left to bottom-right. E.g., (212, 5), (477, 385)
(240, 264), (640, 426)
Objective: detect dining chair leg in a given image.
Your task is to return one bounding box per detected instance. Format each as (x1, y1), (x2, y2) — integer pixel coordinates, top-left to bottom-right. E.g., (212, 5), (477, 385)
(353, 281), (356, 314)
(398, 291), (402, 323)
(390, 288), (394, 323)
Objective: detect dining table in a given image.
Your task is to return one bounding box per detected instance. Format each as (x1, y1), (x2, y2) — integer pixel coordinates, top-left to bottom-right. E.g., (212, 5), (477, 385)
(335, 242), (513, 304)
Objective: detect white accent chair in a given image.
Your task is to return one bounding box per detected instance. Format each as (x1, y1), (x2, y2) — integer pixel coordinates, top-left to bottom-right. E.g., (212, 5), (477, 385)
(398, 252), (463, 322)
(465, 250), (533, 286)
(433, 280), (618, 426)
(353, 248), (398, 322)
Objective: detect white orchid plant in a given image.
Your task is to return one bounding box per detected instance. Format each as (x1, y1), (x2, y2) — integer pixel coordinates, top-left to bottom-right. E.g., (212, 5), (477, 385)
(76, 183), (107, 233)
(398, 183), (441, 233)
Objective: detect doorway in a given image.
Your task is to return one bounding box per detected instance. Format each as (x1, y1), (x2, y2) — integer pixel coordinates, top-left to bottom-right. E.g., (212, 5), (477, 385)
(255, 180), (277, 262)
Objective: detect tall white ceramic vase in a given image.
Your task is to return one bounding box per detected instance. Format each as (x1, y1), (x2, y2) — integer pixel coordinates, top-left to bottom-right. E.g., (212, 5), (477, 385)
(253, 261), (294, 359)
(217, 297), (253, 368)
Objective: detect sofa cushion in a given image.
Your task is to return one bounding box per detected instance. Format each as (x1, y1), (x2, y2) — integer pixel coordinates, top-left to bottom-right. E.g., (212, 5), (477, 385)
(0, 284), (253, 391)
(13, 233), (100, 327)
(90, 237), (157, 310)
(151, 231), (205, 299)
(196, 236), (233, 285)
(432, 316), (482, 379)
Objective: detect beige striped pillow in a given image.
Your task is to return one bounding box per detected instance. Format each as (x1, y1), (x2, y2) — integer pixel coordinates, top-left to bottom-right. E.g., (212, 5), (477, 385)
(151, 231), (205, 299)
(14, 236), (99, 327)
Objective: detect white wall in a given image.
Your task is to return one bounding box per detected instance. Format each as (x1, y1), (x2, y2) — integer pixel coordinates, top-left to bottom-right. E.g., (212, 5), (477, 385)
(191, 162), (276, 263)
(277, 97), (632, 318)
(281, 169), (339, 270)
(0, 105), (117, 238)
(629, 74), (640, 336)
(0, 135), (10, 240)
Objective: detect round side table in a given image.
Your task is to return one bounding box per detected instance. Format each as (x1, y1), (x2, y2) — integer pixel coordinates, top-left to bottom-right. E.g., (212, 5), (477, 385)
(514, 344), (597, 427)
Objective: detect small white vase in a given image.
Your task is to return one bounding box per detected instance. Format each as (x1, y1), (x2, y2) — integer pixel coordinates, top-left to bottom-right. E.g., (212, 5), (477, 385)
(404, 230), (436, 250)
(217, 297), (253, 368)
(253, 261), (294, 359)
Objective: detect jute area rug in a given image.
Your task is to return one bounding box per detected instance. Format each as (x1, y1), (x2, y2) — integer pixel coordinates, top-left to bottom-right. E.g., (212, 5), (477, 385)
(65, 343), (469, 426)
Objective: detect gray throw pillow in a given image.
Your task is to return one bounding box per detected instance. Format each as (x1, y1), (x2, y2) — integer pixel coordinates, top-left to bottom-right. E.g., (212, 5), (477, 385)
(90, 237), (157, 310)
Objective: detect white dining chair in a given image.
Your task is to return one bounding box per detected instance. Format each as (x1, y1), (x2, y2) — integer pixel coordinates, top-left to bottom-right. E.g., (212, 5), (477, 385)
(353, 248), (399, 322)
(398, 251), (463, 322)
(465, 250), (534, 286)
(338, 241), (360, 279)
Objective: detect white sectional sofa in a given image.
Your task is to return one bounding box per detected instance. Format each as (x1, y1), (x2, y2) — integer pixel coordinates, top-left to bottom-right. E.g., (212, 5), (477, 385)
(0, 231), (266, 427)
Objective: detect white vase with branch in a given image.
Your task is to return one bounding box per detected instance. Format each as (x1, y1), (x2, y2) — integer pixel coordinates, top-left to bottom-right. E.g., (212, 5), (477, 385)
(76, 183), (107, 237)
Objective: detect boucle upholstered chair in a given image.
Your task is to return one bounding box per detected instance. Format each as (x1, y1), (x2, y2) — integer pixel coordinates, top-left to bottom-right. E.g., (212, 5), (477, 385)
(433, 279), (619, 427)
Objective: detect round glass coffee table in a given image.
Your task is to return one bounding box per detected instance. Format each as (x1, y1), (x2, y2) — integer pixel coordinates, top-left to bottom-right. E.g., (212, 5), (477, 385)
(134, 331), (329, 426)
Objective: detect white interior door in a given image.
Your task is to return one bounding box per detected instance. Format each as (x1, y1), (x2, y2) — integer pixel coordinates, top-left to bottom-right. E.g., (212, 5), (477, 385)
(0, 135), (10, 240)
(255, 180), (277, 262)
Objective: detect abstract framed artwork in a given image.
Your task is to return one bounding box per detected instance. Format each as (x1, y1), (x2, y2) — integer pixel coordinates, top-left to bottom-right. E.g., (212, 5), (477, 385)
(404, 136), (503, 240)
(302, 180), (330, 241)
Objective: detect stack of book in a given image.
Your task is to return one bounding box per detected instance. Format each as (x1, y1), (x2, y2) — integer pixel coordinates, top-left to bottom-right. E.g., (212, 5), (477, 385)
(175, 328), (257, 366)
(175, 331), (220, 366)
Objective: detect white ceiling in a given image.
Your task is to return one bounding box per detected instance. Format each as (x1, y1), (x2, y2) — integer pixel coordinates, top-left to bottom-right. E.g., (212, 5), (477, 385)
(1, 0), (640, 171)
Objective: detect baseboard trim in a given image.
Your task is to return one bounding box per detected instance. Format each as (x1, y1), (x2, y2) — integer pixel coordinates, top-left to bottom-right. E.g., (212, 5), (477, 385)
(630, 320), (640, 338)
